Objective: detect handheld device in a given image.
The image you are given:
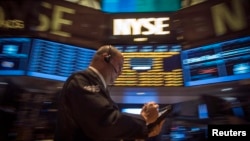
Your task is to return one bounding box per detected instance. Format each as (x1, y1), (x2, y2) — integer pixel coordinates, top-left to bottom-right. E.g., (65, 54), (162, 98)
(147, 105), (172, 131)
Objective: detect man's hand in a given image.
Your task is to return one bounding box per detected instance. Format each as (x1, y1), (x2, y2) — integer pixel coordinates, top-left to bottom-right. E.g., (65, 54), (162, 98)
(140, 102), (159, 124)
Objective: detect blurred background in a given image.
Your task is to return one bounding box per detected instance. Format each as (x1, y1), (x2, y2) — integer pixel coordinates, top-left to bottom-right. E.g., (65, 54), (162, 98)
(0, 0), (250, 141)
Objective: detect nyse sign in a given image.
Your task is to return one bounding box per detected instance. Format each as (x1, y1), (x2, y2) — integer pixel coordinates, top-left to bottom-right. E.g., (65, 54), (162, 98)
(211, 0), (248, 36)
(0, 0), (106, 43)
(34, 2), (75, 37)
(175, 0), (250, 48)
(0, 1), (76, 37)
(0, 7), (24, 29)
(113, 17), (170, 36)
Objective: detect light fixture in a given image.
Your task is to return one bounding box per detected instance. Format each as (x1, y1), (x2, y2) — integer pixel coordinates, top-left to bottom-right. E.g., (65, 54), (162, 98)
(220, 87), (233, 92)
(133, 38), (148, 42)
(136, 92), (145, 95)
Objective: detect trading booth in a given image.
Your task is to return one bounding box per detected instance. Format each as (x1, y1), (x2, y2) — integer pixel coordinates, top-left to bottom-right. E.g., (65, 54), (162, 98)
(0, 0), (250, 141)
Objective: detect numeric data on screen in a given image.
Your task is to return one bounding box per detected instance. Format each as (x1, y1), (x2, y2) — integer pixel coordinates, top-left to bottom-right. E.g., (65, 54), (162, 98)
(114, 44), (183, 86)
(27, 39), (95, 81)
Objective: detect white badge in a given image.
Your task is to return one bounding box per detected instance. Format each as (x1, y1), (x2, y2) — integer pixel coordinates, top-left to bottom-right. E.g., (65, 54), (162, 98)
(83, 85), (100, 93)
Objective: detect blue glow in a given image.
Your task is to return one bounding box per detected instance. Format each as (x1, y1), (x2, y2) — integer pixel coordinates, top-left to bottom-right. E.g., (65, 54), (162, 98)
(183, 36), (250, 53)
(232, 107), (245, 118)
(122, 89), (158, 103)
(182, 36), (250, 86)
(1, 60), (14, 68)
(3, 45), (18, 54)
(131, 66), (151, 70)
(198, 104), (209, 119)
(121, 108), (141, 114)
(0, 70), (24, 75)
(155, 45), (168, 52)
(27, 72), (68, 81)
(27, 39), (96, 81)
(185, 73), (250, 86)
(116, 44), (181, 53)
(130, 58), (153, 71)
(102, 0), (181, 13)
(124, 46), (138, 52)
(190, 127), (200, 132)
(122, 95), (159, 104)
(233, 63), (250, 74)
(170, 132), (186, 139)
(0, 37), (31, 76)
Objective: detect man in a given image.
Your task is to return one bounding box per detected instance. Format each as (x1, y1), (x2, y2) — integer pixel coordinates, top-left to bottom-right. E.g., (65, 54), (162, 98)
(54, 45), (165, 141)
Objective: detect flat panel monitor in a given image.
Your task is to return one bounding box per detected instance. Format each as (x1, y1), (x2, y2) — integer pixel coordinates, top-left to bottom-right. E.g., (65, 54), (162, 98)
(0, 37), (31, 76)
(101, 0), (181, 13)
(27, 39), (96, 81)
(198, 103), (209, 119)
(114, 44), (183, 86)
(232, 106), (245, 118)
(121, 108), (141, 115)
(181, 36), (250, 86)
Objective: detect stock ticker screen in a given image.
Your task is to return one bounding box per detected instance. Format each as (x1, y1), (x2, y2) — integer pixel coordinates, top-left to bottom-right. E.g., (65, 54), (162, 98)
(0, 37), (31, 76)
(114, 44), (183, 86)
(0, 38), (183, 86)
(181, 36), (250, 86)
(27, 39), (96, 81)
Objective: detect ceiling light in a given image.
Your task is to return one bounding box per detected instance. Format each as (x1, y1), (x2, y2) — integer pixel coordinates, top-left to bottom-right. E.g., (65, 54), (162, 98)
(221, 87), (233, 92)
(133, 38), (148, 42)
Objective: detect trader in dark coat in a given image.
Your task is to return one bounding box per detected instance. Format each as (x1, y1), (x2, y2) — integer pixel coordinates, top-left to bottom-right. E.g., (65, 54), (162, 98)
(54, 45), (165, 141)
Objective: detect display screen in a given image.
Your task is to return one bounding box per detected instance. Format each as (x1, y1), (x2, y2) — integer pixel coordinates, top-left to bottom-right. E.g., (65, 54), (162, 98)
(121, 108), (141, 114)
(0, 38), (31, 75)
(101, 0), (181, 13)
(232, 107), (245, 118)
(181, 36), (250, 86)
(114, 44), (183, 86)
(198, 104), (209, 119)
(27, 39), (96, 81)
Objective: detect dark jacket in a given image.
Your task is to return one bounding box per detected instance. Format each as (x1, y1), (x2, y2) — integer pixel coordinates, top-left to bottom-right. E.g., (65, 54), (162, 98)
(54, 69), (148, 141)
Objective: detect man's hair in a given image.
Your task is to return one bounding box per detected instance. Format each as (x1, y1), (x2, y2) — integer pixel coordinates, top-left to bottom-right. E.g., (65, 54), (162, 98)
(91, 45), (117, 63)
(96, 45), (118, 57)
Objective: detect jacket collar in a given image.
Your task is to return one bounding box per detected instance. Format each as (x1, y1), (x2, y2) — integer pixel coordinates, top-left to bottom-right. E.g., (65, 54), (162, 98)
(88, 66), (107, 89)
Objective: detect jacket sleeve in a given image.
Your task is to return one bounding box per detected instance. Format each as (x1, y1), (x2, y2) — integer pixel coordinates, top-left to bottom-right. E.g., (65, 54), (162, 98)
(61, 73), (149, 140)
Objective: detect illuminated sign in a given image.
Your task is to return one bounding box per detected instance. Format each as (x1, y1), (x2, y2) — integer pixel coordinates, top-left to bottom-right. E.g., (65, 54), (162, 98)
(0, 5), (25, 29)
(183, 54), (221, 64)
(33, 1), (76, 37)
(181, 36), (250, 86)
(211, 0), (248, 36)
(102, 0), (181, 13)
(113, 17), (170, 35)
(113, 45), (183, 87)
(0, 38), (31, 75)
(27, 39), (95, 81)
(0, 1), (76, 37)
(64, 0), (100, 10)
(175, 0), (250, 49)
(0, 0), (107, 48)
(35, 0), (107, 44)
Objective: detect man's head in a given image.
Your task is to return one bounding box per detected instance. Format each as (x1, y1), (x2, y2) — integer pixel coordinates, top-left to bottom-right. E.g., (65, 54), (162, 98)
(90, 45), (124, 85)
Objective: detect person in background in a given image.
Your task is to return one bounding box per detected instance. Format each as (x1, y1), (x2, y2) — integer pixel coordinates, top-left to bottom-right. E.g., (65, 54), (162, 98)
(54, 45), (165, 141)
